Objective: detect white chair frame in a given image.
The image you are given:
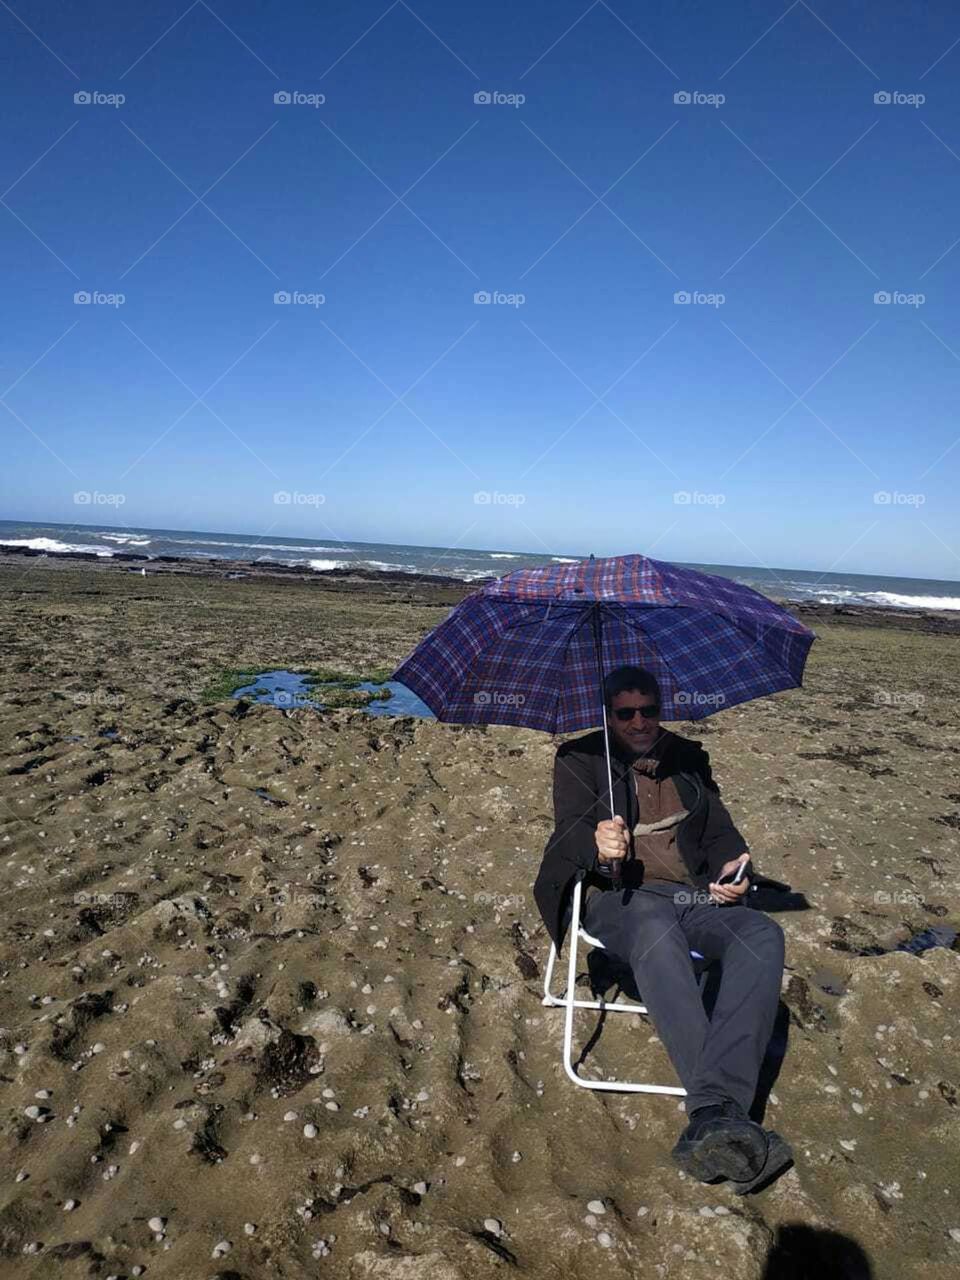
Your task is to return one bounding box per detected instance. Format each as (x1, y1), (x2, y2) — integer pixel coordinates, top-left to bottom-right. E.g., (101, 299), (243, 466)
(542, 876), (706, 1096)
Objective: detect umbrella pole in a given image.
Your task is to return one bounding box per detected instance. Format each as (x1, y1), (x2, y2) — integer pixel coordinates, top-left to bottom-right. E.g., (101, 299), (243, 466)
(590, 603), (622, 888)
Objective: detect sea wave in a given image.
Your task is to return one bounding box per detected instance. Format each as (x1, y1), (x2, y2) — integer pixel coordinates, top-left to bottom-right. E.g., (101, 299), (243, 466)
(0, 537), (114, 557)
(858, 591), (960, 611)
(489, 553), (519, 559)
(308, 559), (348, 572)
(551, 556), (578, 563)
(98, 533), (152, 546)
(361, 560), (419, 572)
(166, 538), (358, 553)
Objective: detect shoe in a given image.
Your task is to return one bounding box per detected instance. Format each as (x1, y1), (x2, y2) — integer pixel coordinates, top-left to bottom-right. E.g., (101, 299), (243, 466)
(671, 1101), (769, 1183)
(729, 1130), (794, 1195)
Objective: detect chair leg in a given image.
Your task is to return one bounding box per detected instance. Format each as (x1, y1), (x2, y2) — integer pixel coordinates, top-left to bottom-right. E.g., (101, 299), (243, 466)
(549, 877), (687, 1098)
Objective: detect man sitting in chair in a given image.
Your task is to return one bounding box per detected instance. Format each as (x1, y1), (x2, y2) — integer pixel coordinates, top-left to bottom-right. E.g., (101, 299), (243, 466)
(534, 664), (792, 1189)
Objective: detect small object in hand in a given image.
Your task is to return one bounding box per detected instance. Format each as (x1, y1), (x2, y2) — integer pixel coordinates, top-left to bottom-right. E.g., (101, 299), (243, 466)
(609, 858), (623, 889)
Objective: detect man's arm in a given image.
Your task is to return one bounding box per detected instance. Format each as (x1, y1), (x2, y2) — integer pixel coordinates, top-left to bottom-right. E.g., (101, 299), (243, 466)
(544, 745), (603, 873)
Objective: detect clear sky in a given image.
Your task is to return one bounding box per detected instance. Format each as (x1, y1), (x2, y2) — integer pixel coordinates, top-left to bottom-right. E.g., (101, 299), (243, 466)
(1, 0), (959, 578)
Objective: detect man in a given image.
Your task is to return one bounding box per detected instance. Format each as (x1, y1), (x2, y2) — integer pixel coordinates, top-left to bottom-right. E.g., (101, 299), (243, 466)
(534, 665), (792, 1190)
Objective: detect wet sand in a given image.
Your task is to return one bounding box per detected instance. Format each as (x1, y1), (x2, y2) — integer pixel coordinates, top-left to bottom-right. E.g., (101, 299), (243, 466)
(1, 553), (958, 1279)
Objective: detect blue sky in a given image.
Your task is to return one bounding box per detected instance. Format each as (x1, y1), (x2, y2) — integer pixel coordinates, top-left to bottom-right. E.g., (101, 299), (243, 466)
(1, 0), (959, 578)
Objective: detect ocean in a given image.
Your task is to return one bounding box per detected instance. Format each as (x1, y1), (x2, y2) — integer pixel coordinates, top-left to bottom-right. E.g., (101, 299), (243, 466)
(1, 518), (959, 610)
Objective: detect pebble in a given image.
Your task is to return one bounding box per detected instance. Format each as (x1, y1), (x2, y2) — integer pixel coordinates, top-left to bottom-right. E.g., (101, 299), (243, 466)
(304, 1123), (318, 1139)
(326, 1101), (340, 1111)
(413, 1181), (428, 1195)
(92, 1043), (106, 1054)
(23, 1106), (41, 1120)
(597, 1232), (613, 1248)
(244, 1223), (257, 1235)
(250, 1153), (263, 1165)
(948, 1228), (960, 1243)
(587, 1200), (606, 1214)
(63, 1199), (78, 1212)
(212, 1240), (231, 1258)
(147, 1216), (166, 1234)
(284, 1110), (298, 1122)
(484, 1218), (503, 1237)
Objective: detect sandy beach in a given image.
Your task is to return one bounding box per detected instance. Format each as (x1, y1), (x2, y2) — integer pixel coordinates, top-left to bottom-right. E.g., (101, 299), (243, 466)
(1, 552), (958, 1279)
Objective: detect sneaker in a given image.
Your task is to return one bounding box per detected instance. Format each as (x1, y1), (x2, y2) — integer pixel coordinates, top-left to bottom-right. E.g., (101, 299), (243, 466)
(671, 1100), (768, 1183)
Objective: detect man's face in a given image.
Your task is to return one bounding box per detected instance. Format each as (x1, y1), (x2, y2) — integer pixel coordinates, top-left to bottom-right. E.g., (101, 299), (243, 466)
(608, 688), (662, 756)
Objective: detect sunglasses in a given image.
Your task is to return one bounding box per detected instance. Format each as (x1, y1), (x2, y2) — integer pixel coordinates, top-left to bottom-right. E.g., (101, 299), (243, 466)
(612, 704), (660, 722)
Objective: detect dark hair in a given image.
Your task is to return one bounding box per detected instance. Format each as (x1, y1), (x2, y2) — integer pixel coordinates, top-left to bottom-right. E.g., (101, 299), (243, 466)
(603, 665), (660, 711)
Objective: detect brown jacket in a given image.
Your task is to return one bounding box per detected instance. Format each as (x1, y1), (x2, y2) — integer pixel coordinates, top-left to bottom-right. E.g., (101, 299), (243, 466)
(534, 727), (750, 950)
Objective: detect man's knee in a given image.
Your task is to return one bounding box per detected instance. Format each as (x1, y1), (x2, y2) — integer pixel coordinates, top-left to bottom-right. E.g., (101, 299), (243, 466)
(735, 911), (785, 961)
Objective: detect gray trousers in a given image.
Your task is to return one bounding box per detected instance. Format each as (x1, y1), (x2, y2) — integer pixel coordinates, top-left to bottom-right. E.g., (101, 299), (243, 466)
(581, 882), (785, 1115)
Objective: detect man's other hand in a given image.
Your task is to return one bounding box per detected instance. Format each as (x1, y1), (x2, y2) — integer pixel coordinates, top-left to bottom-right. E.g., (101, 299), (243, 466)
(595, 816), (629, 863)
(709, 853), (751, 904)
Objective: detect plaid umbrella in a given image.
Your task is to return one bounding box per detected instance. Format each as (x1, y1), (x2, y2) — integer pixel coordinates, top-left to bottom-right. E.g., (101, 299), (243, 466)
(392, 552), (815, 734)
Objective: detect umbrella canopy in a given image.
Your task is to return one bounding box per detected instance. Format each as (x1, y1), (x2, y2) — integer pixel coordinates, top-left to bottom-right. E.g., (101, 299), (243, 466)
(392, 553), (815, 733)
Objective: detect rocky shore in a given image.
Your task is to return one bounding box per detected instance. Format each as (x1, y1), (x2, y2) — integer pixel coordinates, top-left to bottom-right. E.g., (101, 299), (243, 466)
(0, 555), (957, 1279)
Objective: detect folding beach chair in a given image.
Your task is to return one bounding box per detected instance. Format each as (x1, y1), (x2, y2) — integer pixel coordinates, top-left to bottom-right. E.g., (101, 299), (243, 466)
(542, 875), (713, 1095)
